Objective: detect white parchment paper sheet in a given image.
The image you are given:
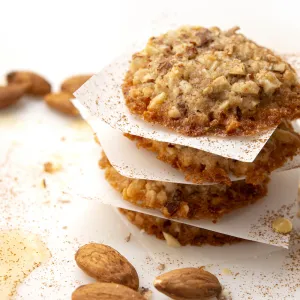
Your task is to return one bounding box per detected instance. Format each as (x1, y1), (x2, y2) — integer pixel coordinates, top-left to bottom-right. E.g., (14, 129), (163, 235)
(70, 148), (299, 248)
(75, 51), (276, 163)
(73, 100), (300, 184)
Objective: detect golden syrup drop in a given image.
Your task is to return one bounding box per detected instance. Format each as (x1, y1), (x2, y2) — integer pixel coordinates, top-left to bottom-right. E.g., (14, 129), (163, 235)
(0, 230), (51, 299)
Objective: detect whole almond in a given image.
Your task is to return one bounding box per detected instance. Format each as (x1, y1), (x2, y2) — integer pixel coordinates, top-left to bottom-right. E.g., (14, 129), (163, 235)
(75, 243), (139, 290)
(44, 92), (79, 116)
(61, 74), (92, 94)
(154, 267), (222, 300)
(0, 84), (27, 109)
(72, 282), (144, 300)
(7, 71), (51, 96)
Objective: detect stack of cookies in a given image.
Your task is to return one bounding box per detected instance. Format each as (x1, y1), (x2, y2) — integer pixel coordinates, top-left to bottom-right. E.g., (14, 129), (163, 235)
(97, 26), (300, 246)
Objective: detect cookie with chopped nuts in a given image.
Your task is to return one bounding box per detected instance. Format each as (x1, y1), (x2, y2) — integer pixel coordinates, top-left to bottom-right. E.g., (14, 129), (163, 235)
(125, 120), (300, 185)
(119, 208), (242, 246)
(123, 26), (300, 136)
(99, 152), (268, 222)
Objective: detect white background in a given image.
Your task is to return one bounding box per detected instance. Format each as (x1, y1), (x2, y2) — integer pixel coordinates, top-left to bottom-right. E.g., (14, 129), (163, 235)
(1, 1), (300, 299)
(1, 0), (300, 86)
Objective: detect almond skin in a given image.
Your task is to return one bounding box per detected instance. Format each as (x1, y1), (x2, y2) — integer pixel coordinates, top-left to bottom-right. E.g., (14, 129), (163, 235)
(44, 92), (79, 116)
(72, 282), (144, 300)
(154, 267), (222, 300)
(61, 74), (92, 94)
(75, 243), (139, 290)
(0, 84), (27, 109)
(6, 71), (51, 96)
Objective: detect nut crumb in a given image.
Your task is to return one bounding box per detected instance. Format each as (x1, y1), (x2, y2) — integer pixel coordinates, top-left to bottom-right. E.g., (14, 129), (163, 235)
(219, 288), (232, 300)
(272, 217), (293, 234)
(222, 268), (233, 275)
(139, 287), (152, 300)
(157, 263), (165, 271)
(41, 178), (47, 188)
(162, 232), (181, 248)
(58, 198), (70, 204)
(44, 162), (62, 173)
(125, 233), (131, 242)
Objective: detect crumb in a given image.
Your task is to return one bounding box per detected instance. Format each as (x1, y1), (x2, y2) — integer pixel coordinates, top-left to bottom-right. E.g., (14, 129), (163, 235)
(42, 200), (51, 205)
(272, 217), (293, 234)
(139, 287), (152, 300)
(44, 162), (62, 173)
(58, 198), (71, 204)
(60, 136), (66, 141)
(125, 233), (131, 242)
(162, 232), (181, 248)
(41, 178), (47, 188)
(157, 263), (165, 271)
(222, 268), (233, 275)
(62, 226), (68, 230)
(219, 287), (232, 300)
(94, 134), (100, 145)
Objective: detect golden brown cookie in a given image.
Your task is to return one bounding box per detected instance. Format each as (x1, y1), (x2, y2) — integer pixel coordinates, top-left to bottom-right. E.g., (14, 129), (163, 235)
(99, 153), (268, 222)
(125, 120), (300, 185)
(119, 208), (242, 246)
(123, 26), (300, 136)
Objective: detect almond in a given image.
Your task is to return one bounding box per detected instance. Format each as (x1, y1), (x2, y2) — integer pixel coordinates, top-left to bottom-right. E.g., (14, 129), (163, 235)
(44, 92), (79, 116)
(153, 267), (222, 300)
(6, 71), (51, 96)
(72, 282), (144, 300)
(75, 243), (139, 290)
(61, 74), (92, 94)
(0, 84), (27, 109)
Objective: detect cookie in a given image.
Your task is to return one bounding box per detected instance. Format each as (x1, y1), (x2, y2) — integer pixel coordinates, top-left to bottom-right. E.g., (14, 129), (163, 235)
(123, 26), (300, 136)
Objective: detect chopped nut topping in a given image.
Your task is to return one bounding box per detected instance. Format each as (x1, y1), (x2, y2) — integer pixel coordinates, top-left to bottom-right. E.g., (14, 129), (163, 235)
(211, 76), (230, 93)
(231, 81), (260, 95)
(256, 71), (282, 95)
(162, 232), (181, 247)
(147, 92), (167, 110)
(271, 63), (286, 73)
(124, 26), (300, 136)
(228, 62), (246, 75)
(168, 106), (181, 119)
